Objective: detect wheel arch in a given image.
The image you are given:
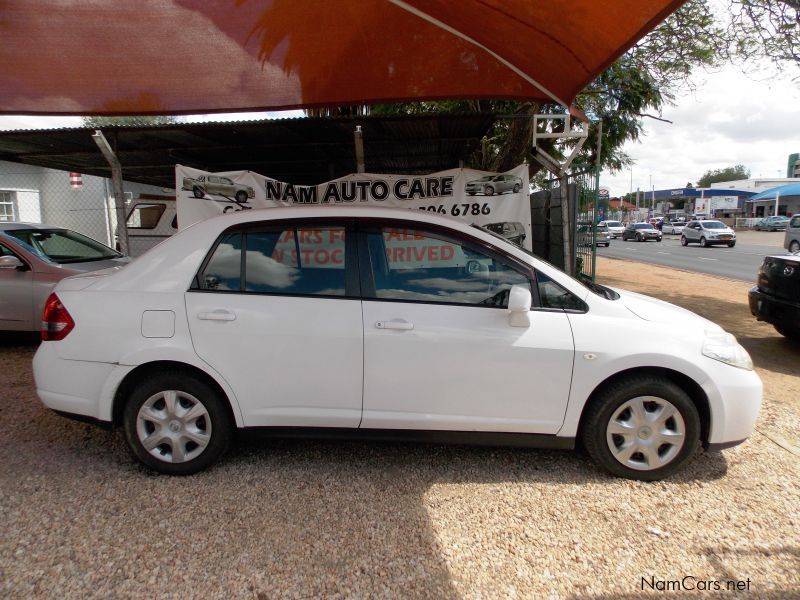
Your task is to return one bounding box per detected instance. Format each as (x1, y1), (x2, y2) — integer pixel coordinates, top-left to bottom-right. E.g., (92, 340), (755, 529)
(576, 366), (711, 445)
(112, 360), (239, 429)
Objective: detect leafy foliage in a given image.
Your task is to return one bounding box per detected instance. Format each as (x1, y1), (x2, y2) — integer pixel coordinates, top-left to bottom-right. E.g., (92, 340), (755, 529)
(697, 164), (752, 187)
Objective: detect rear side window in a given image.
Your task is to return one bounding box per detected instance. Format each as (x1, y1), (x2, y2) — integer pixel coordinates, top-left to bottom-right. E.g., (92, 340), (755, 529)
(196, 226), (346, 297)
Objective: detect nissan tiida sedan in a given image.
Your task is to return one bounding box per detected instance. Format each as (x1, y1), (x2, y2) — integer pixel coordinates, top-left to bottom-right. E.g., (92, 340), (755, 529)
(33, 207), (761, 480)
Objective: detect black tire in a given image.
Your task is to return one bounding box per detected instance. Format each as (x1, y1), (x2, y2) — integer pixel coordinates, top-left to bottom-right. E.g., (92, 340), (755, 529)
(636, 233), (643, 242)
(789, 241), (800, 253)
(122, 372), (233, 475)
(680, 235), (688, 246)
(727, 242), (735, 247)
(484, 185), (495, 196)
(774, 323), (800, 341)
(581, 375), (701, 481)
(512, 183), (521, 193)
(192, 187), (205, 199)
(700, 236), (708, 248)
(235, 190), (247, 203)
(603, 242), (610, 247)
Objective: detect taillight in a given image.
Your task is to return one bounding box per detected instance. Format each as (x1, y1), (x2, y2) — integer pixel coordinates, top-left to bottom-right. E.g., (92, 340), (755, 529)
(41, 293), (75, 341)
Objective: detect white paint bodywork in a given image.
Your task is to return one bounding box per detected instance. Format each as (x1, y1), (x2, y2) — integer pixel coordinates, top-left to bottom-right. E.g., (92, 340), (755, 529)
(32, 205), (762, 446)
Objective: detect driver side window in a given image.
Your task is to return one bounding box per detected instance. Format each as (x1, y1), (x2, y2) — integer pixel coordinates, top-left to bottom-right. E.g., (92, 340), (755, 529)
(365, 227), (531, 307)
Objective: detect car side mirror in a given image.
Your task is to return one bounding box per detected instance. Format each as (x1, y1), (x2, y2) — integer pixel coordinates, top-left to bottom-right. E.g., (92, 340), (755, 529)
(508, 284), (532, 327)
(0, 255), (26, 271)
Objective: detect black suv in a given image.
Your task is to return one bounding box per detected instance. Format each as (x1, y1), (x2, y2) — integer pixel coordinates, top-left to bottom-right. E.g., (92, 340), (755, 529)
(749, 253), (800, 340)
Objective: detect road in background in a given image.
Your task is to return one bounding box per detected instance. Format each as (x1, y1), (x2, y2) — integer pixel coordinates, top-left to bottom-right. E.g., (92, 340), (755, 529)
(598, 230), (788, 282)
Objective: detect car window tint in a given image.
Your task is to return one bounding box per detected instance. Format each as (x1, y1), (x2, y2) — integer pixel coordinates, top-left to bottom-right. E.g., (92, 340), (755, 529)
(198, 232), (243, 291)
(536, 272), (586, 311)
(245, 226), (346, 296)
(366, 227), (531, 307)
(791, 216), (800, 227)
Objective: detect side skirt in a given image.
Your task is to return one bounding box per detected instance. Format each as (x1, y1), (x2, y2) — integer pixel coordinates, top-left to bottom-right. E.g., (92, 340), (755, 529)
(239, 427), (575, 450)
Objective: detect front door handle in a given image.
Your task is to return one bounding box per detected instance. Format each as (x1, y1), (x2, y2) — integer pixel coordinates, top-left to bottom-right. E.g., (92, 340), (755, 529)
(198, 309), (236, 322)
(375, 319), (414, 331)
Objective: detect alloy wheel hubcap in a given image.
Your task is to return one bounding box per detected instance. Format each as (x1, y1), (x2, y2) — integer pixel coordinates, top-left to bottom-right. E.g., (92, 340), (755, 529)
(136, 390), (211, 463)
(606, 396), (685, 471)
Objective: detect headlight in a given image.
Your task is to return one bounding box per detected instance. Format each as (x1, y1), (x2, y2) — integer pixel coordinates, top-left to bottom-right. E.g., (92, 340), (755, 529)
(702, 330), (753, 370)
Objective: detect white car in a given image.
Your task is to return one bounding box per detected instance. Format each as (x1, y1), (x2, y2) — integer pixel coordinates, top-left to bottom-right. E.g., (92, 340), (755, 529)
(598, 220), (625, 238)
(33, 206), (762, 480)
(661, 222), (687, 235)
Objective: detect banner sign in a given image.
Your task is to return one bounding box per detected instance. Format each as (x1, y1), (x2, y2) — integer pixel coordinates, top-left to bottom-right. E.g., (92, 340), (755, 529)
(175, 164), (532, 250)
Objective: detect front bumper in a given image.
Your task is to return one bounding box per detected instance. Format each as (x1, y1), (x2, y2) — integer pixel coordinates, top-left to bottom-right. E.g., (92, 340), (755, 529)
(749, 286), (800, 326)
(702, 358), (762, 445)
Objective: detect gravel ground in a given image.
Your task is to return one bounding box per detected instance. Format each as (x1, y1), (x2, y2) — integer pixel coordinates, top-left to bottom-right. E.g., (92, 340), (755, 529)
(1, 261), (798, 599)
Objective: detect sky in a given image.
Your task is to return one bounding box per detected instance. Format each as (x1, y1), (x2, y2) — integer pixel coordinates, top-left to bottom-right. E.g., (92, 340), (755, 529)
(600, 64), (800, 197)
(0, 65), (797, 198)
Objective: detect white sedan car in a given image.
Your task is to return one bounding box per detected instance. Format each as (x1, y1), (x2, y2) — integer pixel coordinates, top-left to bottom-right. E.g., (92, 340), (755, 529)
(598, 220), (625, 238)
(33, 206), (762, 480)
(661, 222), (687, 235)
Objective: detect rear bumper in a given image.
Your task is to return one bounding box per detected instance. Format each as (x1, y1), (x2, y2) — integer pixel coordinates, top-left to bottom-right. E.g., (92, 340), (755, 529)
(33, 342), (130, 422)
(748, 287), (800, 326)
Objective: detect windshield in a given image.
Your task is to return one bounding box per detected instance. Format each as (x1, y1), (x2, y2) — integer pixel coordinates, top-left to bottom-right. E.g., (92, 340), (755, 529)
(633, 223), (654, 229)
(605, 221), (622, 227)
(5, 228), (121, 263)
(702, 221), (728, 229)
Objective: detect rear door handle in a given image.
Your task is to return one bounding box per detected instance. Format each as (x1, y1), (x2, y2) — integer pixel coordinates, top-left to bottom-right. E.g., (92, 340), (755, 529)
(198, 309), (236, 322)
(375, 319), (414, 331)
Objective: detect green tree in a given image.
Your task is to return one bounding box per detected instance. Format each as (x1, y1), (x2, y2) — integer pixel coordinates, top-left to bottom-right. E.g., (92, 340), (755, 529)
(697, 165), (752, 187)
(82, 115), (177, 128)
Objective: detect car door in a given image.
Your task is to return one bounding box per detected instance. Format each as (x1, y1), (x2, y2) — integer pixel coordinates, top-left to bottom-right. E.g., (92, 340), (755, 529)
(359, 221), (575, 434)
(0, 241), (33, 330)
(186, 219), (363, 427)
(684, 221), (698, 241)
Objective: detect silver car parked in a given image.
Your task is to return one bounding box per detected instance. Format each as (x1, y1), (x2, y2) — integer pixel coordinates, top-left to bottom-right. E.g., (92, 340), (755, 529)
(0, 223), (129, 333)
(785, 215), (800, 253)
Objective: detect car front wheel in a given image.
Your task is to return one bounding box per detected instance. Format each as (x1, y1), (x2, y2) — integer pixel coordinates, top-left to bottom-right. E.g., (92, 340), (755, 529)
(484, 185), (495, 196)
(680, 235), (688, 246)
(123, 372), (232, 475)
(235, 191), (247, 203)
(790, 241), (800, 253)
(192, 187), (205, 199)
(700, 236), (708, 247)
(581, 376), (701, 480)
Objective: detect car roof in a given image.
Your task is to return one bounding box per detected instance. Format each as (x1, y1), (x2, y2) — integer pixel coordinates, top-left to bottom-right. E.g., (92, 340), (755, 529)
(0, 222), (66, 231)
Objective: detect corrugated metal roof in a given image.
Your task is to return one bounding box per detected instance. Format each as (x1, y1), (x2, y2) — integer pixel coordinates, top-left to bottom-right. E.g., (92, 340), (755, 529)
(0, 113), (496, 186)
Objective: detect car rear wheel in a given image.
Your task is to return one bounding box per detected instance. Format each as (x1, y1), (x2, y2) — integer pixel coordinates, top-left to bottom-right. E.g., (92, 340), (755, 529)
(790, 241), (800, 253)
(700, 236), (708, 247)
(484, 185), (495, 196)
(123, 373), (232, 475)
(680, 235), (688, 246)
(581, 376), (701, 480)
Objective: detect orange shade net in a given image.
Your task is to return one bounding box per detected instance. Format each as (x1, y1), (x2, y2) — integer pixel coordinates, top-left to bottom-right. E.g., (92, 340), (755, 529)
(0, 0), (685, 116)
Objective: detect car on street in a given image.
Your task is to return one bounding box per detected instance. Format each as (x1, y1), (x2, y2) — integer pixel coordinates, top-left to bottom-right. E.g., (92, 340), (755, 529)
(681, 220), (736, 247)
(749, 252), (800, 340)
(0, 223), (129, 333)
(784, 215), (800, 253)
(483, 221), (526, 246)
(754, 216), (790, 232)
(622, 223), (662, 242)
(465, 174), (522, 196)
(578, 223), (610, 247)
(33, 206), (761, 481)
(661, 222), (686, 235)
(598, 220), (625, 239)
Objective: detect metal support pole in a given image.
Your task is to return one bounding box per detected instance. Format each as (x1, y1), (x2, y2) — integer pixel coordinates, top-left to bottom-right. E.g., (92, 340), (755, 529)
(354, 125), (365, 174)
(92, 130), (129, 255)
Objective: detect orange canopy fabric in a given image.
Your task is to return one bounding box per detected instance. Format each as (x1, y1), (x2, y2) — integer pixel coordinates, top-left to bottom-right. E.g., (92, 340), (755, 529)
(0, 0), (685, 116)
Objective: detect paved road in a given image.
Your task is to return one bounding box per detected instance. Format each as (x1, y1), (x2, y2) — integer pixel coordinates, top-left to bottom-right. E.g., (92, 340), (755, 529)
(598, 231), (788, 282)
